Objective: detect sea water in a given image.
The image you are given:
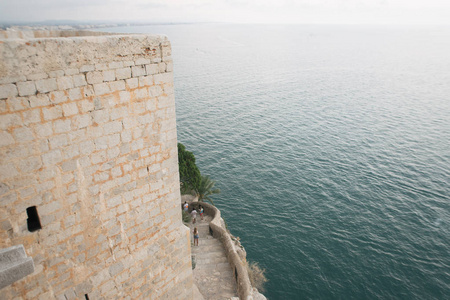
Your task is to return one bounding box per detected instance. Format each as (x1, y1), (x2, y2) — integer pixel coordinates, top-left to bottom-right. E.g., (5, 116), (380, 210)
(98, 24), (450, 299)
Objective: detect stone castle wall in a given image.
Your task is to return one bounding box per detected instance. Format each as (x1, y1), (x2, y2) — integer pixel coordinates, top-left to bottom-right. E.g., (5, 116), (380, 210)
(0, 31), (193, 299)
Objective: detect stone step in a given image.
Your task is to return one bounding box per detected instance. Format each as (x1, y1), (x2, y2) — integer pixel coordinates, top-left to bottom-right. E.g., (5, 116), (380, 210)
(193, 252), (228, 261)
(192, 227), (211, 233)
(196, 231), (212, 237)
(196, 225), (211, 230)
(198, 288), (237, 300)
(215, 262), (234, 272)
(190, 224), (212, 236)
(0, 245), (27, 266)
(193, 238), (221, 244)
(195, 234), (214, 240)
(196, 256), (228, 266)
(199, 246), (225, 253)
(189, 221), (209, 228)
(200, 232), (214, 240)
(194, 243), (224, 250)
(194, 262), (234, 273)
(190, 236), (215, 244)
(195, 270), (233, 279)
(195, 280), (237, 300)
(192, 249), (224, 256)
(191, 220), (210, 225)
(193, 270), (235, 283)
(0, 245), (35, 290)
(192, 244), (224, 253)
(195, 220), (211, 225)
(193, 238), (221, 245)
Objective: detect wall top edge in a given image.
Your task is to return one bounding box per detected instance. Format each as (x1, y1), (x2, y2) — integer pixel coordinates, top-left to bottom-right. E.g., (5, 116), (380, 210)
(0, 29), (171, 80)
(0, 30), (168, 42)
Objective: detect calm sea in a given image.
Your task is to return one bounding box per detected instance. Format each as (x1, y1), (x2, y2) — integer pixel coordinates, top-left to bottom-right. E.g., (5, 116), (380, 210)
(98, 24), (450, 299)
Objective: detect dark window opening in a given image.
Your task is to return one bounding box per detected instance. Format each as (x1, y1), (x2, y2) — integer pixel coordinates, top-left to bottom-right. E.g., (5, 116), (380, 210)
(26, 206), (42, 232)
(85, 294), (90, 300)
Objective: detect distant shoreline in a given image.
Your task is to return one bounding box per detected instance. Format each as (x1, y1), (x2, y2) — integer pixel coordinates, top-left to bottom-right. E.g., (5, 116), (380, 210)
(0, 22), (218, 31)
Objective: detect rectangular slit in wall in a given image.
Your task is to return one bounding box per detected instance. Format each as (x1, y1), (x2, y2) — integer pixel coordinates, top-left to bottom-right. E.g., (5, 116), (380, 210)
(85, 294), (89, 300)
(26, 206), (42, 232)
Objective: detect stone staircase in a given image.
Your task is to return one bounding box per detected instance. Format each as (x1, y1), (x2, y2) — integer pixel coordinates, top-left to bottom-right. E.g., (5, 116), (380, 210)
(189, 216), (238, 300)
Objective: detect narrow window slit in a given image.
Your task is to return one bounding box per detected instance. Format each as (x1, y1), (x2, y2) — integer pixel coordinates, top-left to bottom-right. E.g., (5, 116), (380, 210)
(26, 206), (42, 232)
(85, 294), (90, 300)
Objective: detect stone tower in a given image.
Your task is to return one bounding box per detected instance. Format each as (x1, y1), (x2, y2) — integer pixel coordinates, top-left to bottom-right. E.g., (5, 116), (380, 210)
(0, 30), (193, 299)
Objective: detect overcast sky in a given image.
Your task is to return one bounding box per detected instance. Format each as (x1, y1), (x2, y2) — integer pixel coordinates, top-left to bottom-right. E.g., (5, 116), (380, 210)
(1, 0), (450, 25)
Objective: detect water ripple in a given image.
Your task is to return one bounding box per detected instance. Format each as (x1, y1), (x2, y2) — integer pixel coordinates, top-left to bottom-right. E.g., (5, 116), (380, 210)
(98, 24), (450, 300)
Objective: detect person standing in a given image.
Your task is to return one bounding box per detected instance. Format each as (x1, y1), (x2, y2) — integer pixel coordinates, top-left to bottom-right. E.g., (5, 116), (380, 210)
(193, 227), (199, 246)
(191, 207), (197, 224)
(199, 205), (204, 220)
(183, 201), (189, 212)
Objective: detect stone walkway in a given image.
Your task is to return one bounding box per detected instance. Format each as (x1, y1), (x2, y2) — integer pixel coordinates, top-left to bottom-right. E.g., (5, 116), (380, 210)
(188, 215), (238, 300)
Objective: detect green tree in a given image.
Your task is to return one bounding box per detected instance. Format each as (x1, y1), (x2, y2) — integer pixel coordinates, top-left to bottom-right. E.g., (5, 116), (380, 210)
(178, 143), (201, 194)
(196, 175), (220, 205)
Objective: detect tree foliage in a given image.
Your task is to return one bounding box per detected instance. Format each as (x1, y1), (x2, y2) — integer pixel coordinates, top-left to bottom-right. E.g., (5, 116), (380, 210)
(178, 143), (201, 193)
(196, 175), (220, 205)
(177, 143), (220, 204)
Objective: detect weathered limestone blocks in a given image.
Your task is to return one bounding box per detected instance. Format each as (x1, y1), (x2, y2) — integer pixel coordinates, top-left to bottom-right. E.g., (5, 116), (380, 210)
(0, 31), (192, 299)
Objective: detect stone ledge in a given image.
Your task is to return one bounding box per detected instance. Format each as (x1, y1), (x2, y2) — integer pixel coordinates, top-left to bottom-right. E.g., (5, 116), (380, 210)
(0, 30), (171, 81)
(0, 245), (35, 290)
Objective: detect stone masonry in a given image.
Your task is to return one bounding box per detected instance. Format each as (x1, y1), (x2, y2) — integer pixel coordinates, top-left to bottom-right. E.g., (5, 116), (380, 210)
(0, 31), (193, 299)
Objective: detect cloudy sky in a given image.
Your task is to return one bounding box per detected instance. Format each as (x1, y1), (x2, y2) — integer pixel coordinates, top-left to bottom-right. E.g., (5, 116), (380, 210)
(1, 0), (450, 25)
